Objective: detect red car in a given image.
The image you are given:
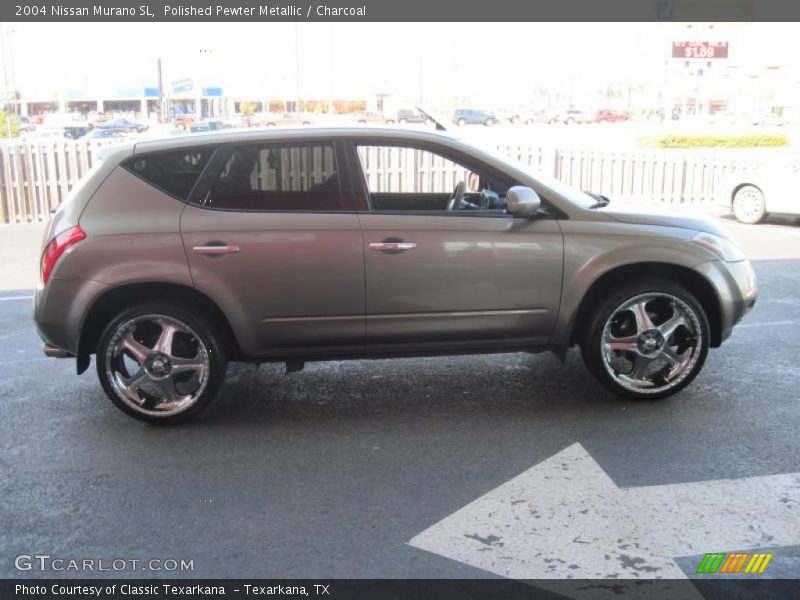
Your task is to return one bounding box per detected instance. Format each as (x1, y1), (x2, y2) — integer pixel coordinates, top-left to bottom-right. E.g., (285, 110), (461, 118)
(595, 109), (630, 123)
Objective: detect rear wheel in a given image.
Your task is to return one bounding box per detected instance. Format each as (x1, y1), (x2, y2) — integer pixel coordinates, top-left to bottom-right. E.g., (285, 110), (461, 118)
(484, 118), (495, 126)
(96, 302), (227, 424)
(581, 280), (709, 400)
(457, 118), (466, 127)
(732, 185), (766, 224)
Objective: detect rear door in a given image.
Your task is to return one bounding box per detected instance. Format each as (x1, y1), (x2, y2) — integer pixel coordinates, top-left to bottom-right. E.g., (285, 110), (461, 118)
(180, 139), (365, 358)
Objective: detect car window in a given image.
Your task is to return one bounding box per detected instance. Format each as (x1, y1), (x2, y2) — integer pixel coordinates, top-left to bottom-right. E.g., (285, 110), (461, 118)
(356, 144), (512, 213)
(198, 142), (342, 212)
(123, 147), (214, 200)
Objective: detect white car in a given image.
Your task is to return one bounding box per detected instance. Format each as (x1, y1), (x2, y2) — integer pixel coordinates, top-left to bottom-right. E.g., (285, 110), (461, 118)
(717, 165), (800, 223)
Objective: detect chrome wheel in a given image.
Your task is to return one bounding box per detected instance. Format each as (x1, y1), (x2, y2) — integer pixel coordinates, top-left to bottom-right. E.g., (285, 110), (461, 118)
(104, 314), (210, 417)
(601, 293), (703, 394)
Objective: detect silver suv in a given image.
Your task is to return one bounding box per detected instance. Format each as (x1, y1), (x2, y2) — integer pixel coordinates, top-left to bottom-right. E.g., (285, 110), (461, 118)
(34, 128), (757, 423)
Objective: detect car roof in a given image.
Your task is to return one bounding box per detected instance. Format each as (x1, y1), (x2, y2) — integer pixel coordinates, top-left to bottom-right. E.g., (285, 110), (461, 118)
(133, 126), (461, 154)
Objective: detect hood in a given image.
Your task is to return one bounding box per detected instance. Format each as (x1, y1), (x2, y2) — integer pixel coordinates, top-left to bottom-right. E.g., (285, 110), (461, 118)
(599, 205), (732, 238)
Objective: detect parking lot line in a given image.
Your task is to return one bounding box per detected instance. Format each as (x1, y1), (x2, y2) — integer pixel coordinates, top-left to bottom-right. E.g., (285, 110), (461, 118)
(0, 295), (33, 301)
(737, 319), (800, 328)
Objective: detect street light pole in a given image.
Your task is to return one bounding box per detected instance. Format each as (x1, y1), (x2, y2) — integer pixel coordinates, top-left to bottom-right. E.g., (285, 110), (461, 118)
(0, 23), (12, 138)
(294, 21), (301, 113)
(6, 28), (16, 118)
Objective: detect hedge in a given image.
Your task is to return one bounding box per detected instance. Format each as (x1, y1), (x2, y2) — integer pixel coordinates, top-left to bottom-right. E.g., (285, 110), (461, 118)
(638, 133), (789, 148)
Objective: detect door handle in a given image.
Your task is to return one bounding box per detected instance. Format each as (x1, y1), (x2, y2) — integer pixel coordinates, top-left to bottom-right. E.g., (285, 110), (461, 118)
(192, 244), (240, 255)
(369, 242), (417, 252)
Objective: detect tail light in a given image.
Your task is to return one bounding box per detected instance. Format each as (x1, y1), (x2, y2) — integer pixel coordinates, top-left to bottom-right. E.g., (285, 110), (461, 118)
(40, 225), (86, 286)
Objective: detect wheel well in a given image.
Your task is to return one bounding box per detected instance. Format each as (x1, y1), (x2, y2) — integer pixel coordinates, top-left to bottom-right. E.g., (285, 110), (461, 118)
(570, 262), (723, 348)
(77, 283), (241, 373)
(731, 182), (761, 205)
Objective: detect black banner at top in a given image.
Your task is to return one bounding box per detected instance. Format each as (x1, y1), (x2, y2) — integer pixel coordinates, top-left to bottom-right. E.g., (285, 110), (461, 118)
(4, 0), (800, 22)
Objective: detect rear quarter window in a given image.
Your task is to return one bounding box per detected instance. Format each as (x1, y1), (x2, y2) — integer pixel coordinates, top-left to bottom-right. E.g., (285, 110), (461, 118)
(123, 147), (214, 200)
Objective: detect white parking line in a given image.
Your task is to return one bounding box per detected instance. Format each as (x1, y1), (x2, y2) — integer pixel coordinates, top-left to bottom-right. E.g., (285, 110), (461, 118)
(0, 295), (33, 301)
(737, 319), (799, 328)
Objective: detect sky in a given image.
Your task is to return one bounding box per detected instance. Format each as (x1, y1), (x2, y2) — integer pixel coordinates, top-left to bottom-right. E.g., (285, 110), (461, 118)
(2, 22), (799, 106)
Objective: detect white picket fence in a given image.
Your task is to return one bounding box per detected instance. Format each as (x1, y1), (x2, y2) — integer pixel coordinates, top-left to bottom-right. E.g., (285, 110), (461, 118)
(0, 138), (793, 224)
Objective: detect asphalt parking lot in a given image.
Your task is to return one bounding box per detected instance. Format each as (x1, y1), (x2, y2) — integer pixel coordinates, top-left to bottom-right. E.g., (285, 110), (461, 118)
(1, 213), (799, 587)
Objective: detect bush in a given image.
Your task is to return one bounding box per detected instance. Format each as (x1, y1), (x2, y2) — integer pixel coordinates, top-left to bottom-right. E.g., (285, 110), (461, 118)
(638, 133), (789, 148)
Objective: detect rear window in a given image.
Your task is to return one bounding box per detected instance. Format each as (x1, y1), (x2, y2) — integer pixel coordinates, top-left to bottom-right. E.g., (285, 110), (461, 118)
(123, 147), (214, 200)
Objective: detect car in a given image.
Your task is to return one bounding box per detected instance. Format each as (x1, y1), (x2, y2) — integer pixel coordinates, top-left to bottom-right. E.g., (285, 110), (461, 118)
(84, 128), (125, 140)
(396, 109), (431, 125)
(189, 120), (226, 133)
(452, 108), (497, 126)
(751, 111), (787, 127)
(25, 126), (90, 140)
(352, 111), (395, 125)
(717, 165), (800, 223)
(495, 108), (523, 124)
(551, 108), (595, 125)
(34, 127), (757, 424)
(254, 112), (315, 127)
(96, 117), (147, 133)
(595, 109), (630, 123)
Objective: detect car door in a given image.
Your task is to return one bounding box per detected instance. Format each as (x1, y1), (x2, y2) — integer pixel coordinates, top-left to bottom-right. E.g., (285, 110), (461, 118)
(350, 141), (564, 348)
(180, 139), (365, 357)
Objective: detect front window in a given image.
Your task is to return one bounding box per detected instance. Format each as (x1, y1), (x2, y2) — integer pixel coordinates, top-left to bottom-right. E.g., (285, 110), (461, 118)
(355, 144), (513, 213)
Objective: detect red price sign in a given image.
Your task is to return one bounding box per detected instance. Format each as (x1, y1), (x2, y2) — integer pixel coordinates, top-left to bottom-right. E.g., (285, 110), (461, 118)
(672, 41), (729, 59)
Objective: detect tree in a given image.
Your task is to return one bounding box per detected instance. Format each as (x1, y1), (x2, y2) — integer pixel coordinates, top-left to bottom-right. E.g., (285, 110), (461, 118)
(0, 111), (20, 138)
(239, 101), (257, 116)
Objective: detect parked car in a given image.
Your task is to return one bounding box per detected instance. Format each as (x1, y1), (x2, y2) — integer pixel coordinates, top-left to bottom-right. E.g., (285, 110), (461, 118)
(595, 109), (630, 123)
(352, 111), (395, 125)
(16, 115), (35, 134)
(495, 108), (523, 124)
(452, 108), (497, 126)
(396, 109), (431, 125)
(25, 126), (89, 140)
(551, 108), (595, 124)
(254, 112), (314, 127)
(96, 118), (147, 133)
(751, 111), (787, 127)
(84, 128), (125, 140)
(717, 165), (800, 223)
(519, 109), (552, 124)
(189, 120), (226, 133)
(34, 127), (757, 423)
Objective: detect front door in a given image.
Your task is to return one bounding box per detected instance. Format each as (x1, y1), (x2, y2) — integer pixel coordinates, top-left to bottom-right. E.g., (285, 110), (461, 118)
(180, 140), (365, 357)
(351, 143), (564, 348)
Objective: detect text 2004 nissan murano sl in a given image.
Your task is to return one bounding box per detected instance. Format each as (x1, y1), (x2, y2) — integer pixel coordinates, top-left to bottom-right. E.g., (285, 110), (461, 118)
(34, 128), (757, 423)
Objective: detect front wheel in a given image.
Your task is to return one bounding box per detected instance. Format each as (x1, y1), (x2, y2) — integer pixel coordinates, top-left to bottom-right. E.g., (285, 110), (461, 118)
(96, 302), (227, 424)
(581, 280), (709, 400)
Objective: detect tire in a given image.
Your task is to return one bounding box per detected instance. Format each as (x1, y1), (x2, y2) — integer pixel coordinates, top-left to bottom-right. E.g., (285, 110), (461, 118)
(457, 118), (466, 127)
(565, 117), (575, 125)
(96, 302), (227, 424)
(484, 118), (495, 126)
(580, 279), (710, 400)
(732, 185), (767, 224)
(385, 119), (395, 125)
(424, 118), (432, 126)
(398, 118), (407, 125)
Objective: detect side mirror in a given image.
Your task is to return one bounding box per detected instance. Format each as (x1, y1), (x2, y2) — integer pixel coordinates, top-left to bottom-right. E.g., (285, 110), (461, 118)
(506, 186), (541, 217)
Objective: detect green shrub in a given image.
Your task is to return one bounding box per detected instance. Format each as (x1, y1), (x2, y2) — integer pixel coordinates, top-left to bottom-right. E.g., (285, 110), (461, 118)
(638, 133), (789, 149)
